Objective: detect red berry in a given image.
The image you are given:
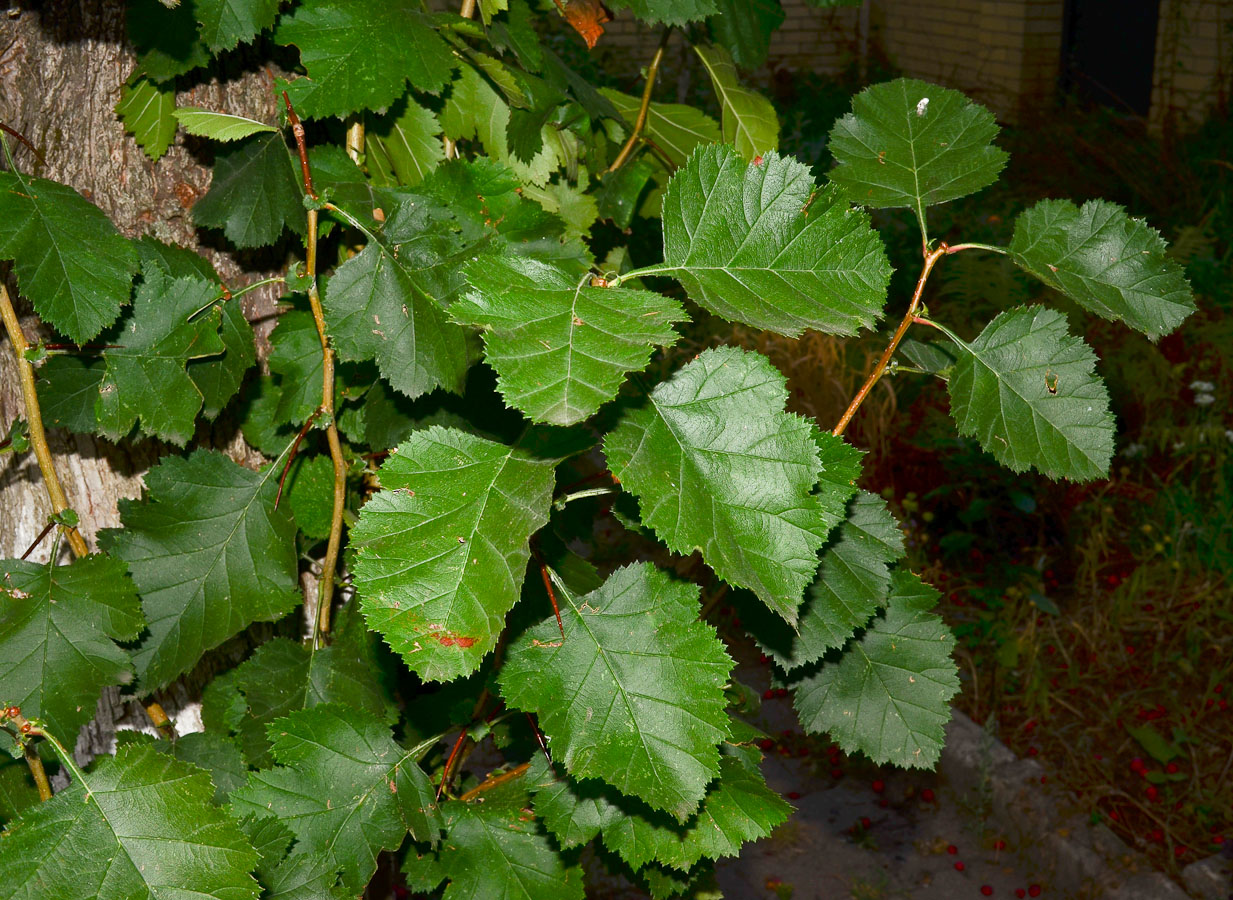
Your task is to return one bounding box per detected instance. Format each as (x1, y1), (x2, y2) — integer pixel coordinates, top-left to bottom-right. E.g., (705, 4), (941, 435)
(797, 747), (809, 757)
(1129, 757), (1146, 773)
(775, 688), (789, 698)
(1213, 834), (1225, 845)
(1028, 887), (1042, 898)
(921, 788), (936, 803)
(763, 689), (775, 700)
(954, 861), (965, 871)
(1150, 828), (1164, 842)
(860, 816), (871, 828)
(993, 839), (1006, 850)
(1027, 746), (1038, 756)
(1015, 891), (1026, 899)
(1165, 762), (1179, 774)
(831, 767), (843, 779)
(758, 738), (774, 751)
(1174, 846), (1187, 858)
(947, 844), (959, 854)
(1040, 776), (1047, 784)
(1217, 684), (1225, 694)
(759, 654), (771, 665)
(1145, 785), (1159, 801)
(981, 887), (994, 897)
(871, 779), (885, 793)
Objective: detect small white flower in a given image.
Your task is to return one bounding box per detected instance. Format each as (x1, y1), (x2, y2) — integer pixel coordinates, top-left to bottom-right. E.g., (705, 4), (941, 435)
(1195, 393), (1216, 406)
(1190, 380), (1216, 392)
(1122, 442), (1146, 458)
(1224, 429), (1233, 443)
(916, 97), (929, 116)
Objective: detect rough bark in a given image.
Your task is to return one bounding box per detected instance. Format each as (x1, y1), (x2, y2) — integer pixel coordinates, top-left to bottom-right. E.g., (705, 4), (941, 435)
(0, 0), (280, 761)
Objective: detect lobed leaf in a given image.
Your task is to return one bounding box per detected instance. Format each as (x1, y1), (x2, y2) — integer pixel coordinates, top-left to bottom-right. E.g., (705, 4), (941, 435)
(604, 347), (838, 623)
(0, 743), (260, 900)
(100, 449), (301, 689)
(192, 132), (305, 248)
(608, 0), (718, 26)
(231, 704), (440, 891)
(828, 78), (1008, 228)
(453, 256), (686, 425)
(365, 97), (445, 187)
(116, 75), (177, 161)
(708, 0), (785, 68)
(945, 305), (1115, 481)
(659, 144), (892, 337)
(195, 0), (283, 51)
(276, 0), (454, 119)
(351, 427), (557, 682)
(0, 554), (144, 746)
(793, 570), (959, 768)
(500, 562), (733, 821)
(1009, 198), (1196, 340)
(0, 171), (138, 344)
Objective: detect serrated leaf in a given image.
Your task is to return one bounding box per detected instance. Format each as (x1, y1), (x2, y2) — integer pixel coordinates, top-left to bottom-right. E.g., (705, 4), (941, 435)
(945, 305), (1115, 481)
(268, 310), (324, 425)
(117, 75), (177, 161)
(0, 743), (260, 900)
(36, 356), (105, 433)
(438, 778), (584, 900)
(365, 96), (445, 187)
(351, 427), (557, 682)
(237, 814), (294, 883)
(0, 171), (138, 344)
(453, 256), (685, 425)
(600, 757), (790, 870)
(230, 601), (393, 766)
(597, 157), (655, 228)
(793, 570), (959, 768)
(827, 77), (1008, 228)
(658, 144), (891, 337)
(232, 704), (440, 891)
(604, 347), (835, 623)
(264, 854), (350, 900)
(526, 754), (624, 849)
(286, 453), (335, 540)
(0, 554), (144, 746)
(275, 0), (454, 119)
(175, 107), (277, 141)
(100, 448), (301, 689)
(322, 202), (470, 401)
(190, 299), (257, 419)
(195, 0), (283, 51)
(599, 90), (721, 169)
(708, 0), (784, 68)
(898, 337), (957, 375)
(500, 563), (733, 820)
(0, 757), (40, 824)
(95, 267), (224, 445)
(752, 491), (903, 671)
(192, 132), (305, 248)
(128, 0), (210, 81)
(156, 731), (248, 804)
(1009, 198), (1196, 340)
(694, 44), (777, 160)
(608, 0), (717, 25)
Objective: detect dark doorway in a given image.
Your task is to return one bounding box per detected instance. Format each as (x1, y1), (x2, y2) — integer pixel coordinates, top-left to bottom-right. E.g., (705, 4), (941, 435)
(1062, 0), (1161, 115)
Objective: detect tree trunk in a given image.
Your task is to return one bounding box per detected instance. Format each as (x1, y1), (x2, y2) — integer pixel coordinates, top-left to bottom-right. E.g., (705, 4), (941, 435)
(0, 0), (279, 762)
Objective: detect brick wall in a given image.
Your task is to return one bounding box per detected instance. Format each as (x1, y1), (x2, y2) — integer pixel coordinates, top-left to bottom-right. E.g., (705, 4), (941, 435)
(1151, 0), (1232, 132)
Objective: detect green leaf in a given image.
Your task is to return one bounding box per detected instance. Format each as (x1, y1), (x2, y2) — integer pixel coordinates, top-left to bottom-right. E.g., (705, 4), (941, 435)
(276, 0), (454, 119)
(157, 731), (248, 804)
(322, 203), (471, 401)
(192, 132), (305, 248)
(599, 90), (721, 169)
(95, 267), (225, 445)
(263, 854), (349, 900)
(195, 0), (283, 51)
(0, 171), (138, 345)
(285, 453), (334, 541)
(827, 78), (1008, 230)
(608, 0), (718, 25)
(709, 0), (785, 68)
(230, 601), (394, 766)
(693, 44), (778, 160)
(597, 158), (655, 228)
(1008, 198), (1196, 340)
(1126, 723), (1183, 764)
(600, 757), (790, 871)
(100, 448), (301, 689)
(453, 256), (685, 425)
(658, 144), (891, 337)
(526, 754), (623, 849)
(0, 554), (144, 746)
(754, 491), (904, 672)
(267, 310), (324, 424)
(351, 426), (557, 682)
(365, 96), (445, 187)
(0, 743), (260, 900)
(190, 299), (256, 420)
(944, 306), (1115, 481)
(438, 777), (584, 900)
(604, 347), (836, 623)
(128, 0), (210, 81)
(232, 704), (440, 891)
(793, 570), (959, 768)
(500, 562), (733, 820)
(36, 356), (105, 433)
(0, 757), (40, 824)
(175, 107), (277, 141)
(117, 75), (177, 161)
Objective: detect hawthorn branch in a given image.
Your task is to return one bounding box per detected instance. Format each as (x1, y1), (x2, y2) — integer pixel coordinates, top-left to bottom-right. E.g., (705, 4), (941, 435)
(606, 28), (672, 175)
(458, 762), (530, 802)
(283, 92), (347, 647)
(442, 0), (478, 160)
(24, 743), (52, 801)
(833, 244), (946, 437)
(0, 283), (89, 558)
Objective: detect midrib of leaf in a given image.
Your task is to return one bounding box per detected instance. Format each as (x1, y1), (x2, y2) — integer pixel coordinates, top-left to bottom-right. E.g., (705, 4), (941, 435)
(695, 51), (748, 149)
(316, 739), (420, 863)
(471, 811), (539, 894)
(18, 174), (92, 331)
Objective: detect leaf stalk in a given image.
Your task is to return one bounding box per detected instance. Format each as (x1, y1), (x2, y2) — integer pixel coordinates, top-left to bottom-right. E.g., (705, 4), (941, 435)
(606, 28), (672, 175)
